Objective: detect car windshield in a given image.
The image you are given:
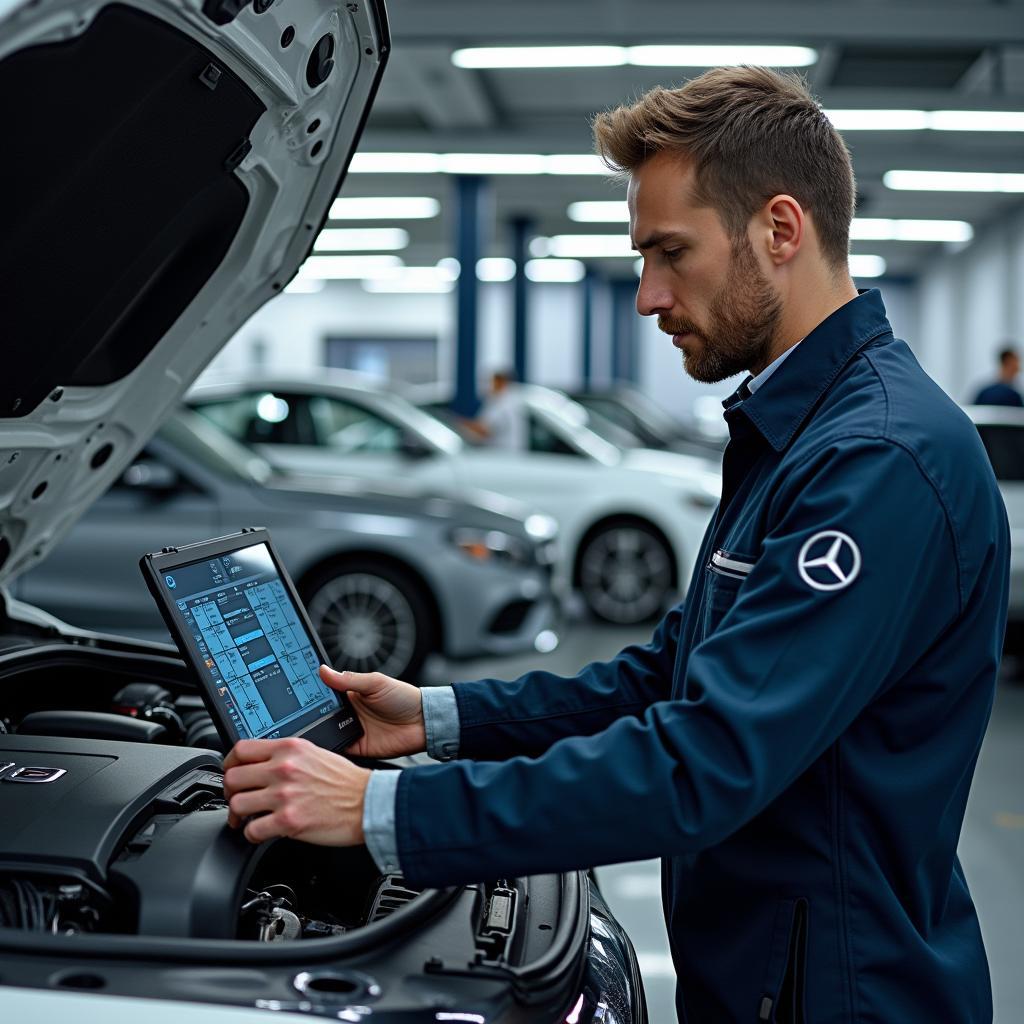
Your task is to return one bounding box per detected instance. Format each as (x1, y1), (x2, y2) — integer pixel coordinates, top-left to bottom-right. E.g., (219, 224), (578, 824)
(975, 423), (1024, 482)
(577, 406), (644, 449)
(357, 390), (464, 455)
(159, 409), (274, 485)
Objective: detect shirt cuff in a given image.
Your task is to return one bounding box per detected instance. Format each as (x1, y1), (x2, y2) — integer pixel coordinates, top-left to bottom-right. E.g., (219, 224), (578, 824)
(362, 769), (402, 875)
(422, 685), (461, 761)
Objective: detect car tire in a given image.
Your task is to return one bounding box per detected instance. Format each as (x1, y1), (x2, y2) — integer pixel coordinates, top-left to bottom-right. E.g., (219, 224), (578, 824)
(577, 520), (675, 625)
(302, 560), (433, 682)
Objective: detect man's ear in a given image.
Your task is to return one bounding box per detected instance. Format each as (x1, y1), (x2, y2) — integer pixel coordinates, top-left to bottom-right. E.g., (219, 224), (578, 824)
(761, 194), (804, 267)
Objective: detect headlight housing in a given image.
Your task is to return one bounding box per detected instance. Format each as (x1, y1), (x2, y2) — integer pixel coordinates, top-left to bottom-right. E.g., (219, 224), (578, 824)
(524, 513), (559, 542)
(684, 472), (722, 512)
(451, 527), (534, 567)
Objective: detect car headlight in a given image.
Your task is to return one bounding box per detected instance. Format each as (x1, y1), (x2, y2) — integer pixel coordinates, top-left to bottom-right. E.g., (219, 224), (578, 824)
(451, 527), (533, 566)
(524, 513), (559, 542)
(684, 472), (722, 511)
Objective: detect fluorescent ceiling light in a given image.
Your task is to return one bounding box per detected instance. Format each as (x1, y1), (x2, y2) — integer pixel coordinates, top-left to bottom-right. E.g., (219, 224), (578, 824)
(283, 278), (325, 295)
(526, 259), (586, 283)
(850, 219), (973, 243)
(533, 234), (635, 258)
(545, 154), (608, 175)
(362, 278), (454, 294)
(442, 153), (547, 175)
(314, 228), (409, 251)
(437, 257), (461, 280)
(884, 170), (1024, 192)
(825, 109), (1024, 132)
(451, 45), (817, 69)
(329, 197), (440, 219)
(349, 152), (608, 176)
(298, 255), (403, 279)
(361, 265), (456, 293)
(930, 110), (1024, 132)
(848, 255), (886, 278)
(824, 109), (930, 131)
(349, 152), (443, 173)
(628, 45), (817, 67)
(476, 257), (516, 282)
(453, 45), (626, 68)
(569, 201), (629, 222)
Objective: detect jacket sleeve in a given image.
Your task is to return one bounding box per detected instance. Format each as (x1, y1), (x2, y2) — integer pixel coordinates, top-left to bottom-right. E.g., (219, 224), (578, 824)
(451, 602), (684, 761)
(394, 438), (970, 888)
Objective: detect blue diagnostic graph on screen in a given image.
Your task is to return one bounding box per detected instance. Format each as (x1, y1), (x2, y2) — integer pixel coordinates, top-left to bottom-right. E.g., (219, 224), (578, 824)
(166, 544), (338, 740)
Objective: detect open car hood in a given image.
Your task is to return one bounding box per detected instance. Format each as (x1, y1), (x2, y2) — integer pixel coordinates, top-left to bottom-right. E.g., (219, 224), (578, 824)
(0, 0), (388, 584)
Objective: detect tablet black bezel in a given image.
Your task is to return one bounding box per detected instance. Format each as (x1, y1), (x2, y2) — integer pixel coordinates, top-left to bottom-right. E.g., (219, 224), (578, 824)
(140, 527), (362, 753)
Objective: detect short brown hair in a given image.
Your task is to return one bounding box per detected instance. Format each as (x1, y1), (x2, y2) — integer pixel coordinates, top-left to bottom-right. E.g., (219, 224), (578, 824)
(593, 66), (855, 270)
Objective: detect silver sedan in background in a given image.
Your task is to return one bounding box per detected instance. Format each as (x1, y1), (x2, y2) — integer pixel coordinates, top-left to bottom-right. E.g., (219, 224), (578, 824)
(14, 410), (560, 682)
(964, 405), (1024, 664)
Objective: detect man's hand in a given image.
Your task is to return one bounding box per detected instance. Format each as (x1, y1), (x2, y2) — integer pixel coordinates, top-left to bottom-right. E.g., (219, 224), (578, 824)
(319, 665), (427, 759)
(223, 737), (371, 846)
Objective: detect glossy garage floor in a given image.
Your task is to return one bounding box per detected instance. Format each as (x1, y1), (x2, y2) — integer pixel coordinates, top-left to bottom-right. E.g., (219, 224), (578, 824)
(438, 623), (1024, 1024)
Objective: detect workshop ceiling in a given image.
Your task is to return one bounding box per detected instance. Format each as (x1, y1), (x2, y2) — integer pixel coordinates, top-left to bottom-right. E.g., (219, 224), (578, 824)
(330, 0), (1024, 281)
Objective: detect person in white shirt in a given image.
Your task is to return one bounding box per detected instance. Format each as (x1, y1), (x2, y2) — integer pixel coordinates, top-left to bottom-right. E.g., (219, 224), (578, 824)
(467, 370), (527, 451)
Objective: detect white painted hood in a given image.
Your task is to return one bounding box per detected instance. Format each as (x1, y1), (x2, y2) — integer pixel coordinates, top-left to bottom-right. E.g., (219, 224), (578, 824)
(0, 0), (388, 582)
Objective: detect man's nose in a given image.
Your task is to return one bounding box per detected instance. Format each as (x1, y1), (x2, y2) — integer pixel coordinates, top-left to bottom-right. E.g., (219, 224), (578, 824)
(635, 268), (673, 317)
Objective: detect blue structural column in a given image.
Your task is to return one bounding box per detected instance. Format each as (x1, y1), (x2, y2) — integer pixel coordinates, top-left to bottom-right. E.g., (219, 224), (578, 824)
(452, 175), (490, 417)
(611, 278), (639, 383)
(581, 267), (599, 388)
(510, 216), (533, 383)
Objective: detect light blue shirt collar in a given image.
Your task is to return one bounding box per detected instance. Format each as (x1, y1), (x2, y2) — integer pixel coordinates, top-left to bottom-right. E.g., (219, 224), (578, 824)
(746, 340), (802, 395)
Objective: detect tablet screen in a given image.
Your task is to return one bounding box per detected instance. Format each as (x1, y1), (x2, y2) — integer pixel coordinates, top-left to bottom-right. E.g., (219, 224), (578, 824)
(161, 543), (340, 742)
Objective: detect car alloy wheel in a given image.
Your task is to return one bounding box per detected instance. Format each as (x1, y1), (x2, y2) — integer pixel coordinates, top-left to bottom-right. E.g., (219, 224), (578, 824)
(579, 522), (674, 624)
(304, 563), (431, 680)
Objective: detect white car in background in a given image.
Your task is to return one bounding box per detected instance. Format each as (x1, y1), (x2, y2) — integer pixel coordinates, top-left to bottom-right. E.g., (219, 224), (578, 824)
(963, 405), (1024, 660)
(188, 373), (722, 624)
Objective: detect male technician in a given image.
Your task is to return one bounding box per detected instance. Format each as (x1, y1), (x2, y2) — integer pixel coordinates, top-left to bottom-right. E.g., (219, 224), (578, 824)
(224, 68), (1008, 1022)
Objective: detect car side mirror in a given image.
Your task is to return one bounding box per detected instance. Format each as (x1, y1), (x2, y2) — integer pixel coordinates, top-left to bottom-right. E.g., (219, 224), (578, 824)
(398, 432), (433, 460)
(121, 460), (180, 493)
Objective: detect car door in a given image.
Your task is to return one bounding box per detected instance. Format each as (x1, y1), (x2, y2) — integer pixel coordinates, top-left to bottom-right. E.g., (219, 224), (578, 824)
(975, 422), (1024, 617)
(217, 390), (457, 490)
(15, 449), (219, 637)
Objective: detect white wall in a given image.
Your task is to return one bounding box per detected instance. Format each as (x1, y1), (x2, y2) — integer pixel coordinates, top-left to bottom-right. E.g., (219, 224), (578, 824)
(210, 272), (929, 426)
(912, 206), (1024, 403)
(206, 279), (583, 392)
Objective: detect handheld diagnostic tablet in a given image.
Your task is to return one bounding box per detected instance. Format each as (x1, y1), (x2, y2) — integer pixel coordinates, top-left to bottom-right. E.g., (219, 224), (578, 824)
(140, 528), (363, 752)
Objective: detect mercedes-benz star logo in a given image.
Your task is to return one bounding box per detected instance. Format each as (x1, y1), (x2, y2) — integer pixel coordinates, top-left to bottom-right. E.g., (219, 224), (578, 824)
(797, 531), (861, 592)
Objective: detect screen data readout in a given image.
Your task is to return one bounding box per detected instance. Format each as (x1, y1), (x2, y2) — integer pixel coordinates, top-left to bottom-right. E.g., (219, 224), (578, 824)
(165, 544), (337, 739)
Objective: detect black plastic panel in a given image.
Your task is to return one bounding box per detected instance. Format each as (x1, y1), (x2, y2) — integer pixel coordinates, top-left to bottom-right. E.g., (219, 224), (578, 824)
(0, 4), (266, 416)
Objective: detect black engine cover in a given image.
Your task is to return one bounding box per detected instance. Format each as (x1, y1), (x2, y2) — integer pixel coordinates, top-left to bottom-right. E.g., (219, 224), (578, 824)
(0, 735), (219, 882)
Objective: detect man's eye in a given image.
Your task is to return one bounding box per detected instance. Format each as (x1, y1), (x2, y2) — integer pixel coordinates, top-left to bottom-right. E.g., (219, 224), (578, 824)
(663, 248), (684, 262)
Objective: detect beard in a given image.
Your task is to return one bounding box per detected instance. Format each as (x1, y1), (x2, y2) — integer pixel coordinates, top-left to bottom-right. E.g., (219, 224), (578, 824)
(658, 236), (782, 384)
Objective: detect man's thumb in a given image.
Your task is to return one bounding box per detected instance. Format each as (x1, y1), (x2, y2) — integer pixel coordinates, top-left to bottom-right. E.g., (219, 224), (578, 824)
(319, 665), (381, 694)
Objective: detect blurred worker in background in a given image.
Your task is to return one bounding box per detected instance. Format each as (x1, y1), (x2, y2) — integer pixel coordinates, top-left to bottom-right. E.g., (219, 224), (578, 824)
(973, 346), (1024, 407)
(465, 369), (526, 450)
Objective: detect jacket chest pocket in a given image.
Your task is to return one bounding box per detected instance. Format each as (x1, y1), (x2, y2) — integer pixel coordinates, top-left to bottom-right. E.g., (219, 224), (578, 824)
(701, 549), (756, 638)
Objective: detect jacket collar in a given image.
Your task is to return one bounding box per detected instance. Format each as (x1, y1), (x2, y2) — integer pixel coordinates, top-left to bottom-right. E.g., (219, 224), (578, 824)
(722, 288), (892, 451)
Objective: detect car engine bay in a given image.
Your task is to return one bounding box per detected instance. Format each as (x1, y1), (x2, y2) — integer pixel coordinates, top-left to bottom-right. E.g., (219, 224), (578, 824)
(0, 708), (422, 943)
(0, 632), (602, 1021)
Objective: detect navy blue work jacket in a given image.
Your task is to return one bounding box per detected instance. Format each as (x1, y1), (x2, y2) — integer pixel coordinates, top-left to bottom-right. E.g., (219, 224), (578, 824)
(395, 290), (1009, 1023)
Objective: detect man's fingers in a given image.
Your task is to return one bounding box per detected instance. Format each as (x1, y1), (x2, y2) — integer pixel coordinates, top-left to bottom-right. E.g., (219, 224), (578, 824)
(223, 763), (273, 795)
(223, 738), (278, 770)
(229, 789), (274, 819)
(244, 811), (289, 845)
